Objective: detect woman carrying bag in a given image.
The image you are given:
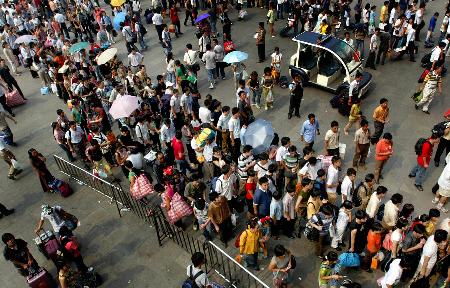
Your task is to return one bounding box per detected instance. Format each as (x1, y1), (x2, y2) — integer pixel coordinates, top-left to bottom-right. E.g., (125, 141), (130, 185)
(268, 244), (296, 288)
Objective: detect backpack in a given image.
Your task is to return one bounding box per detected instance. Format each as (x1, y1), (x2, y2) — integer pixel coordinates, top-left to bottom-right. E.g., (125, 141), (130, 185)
(376, 203), (385, 222)
(279, 76), (288, 88)
(234, 230), (247, 248)
(414, 138), (430, 155)
(352, 182), (366, 207)
(182, 266), (204, 288)
(210, 177), (221, 193)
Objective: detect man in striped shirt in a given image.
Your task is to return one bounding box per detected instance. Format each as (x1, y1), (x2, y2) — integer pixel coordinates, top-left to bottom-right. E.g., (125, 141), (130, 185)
(281, 145), (300, 188)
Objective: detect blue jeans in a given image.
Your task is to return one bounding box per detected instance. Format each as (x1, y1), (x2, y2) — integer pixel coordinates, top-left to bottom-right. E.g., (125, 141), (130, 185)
(410, 164), (427, 186)
(164, 41), (172, 55)
(166, 71), (176, 84)
(243, 253), (259, 270)
(207, 68), (215, 83)
(139, 34), (148, 50)
(355, 39), (365, 59)
(251, 89), (261, 105)
(175, 159), (189, 175)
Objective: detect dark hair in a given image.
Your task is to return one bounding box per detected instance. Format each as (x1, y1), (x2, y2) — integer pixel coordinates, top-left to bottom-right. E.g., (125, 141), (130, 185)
(259, 152), (269, 161)
(186, 43), (193, 49)
(355, 209), (367, 220)
(274, 244), (287, 257)
(221, 164), (231, 175)
(383, 133), (392, 140)
(400, 204), (414, 219)
(311, 189), (321, 198)
(380, 98), (388, 104)
(281, 137), (290, 146)
(209, 192), (219, 202)
(308, 157), (317, 165)
(321, 204), (334, 216)
(391, 193), (403, 205)
(325, 251), (338, 261)
(286, 183), (296, 193)
(1, 233), (14, 244)
(247, 169), (256, 177)
(191, 252), (205, 267)
(222, 106), (230, 112)
(308, 113), (315, 119)
(303, 146), (313, 156)
(342, 200), (353, 209)
(376, 185), (387, 195)
(360, 119), (369, 127)
(429, 208), (441, 218)
(301, 178), (312, 187)
(365, 173), (375, 182)
(288, 145), (297, 153)
(396, 218), (409, 229)
(371, 222), (383, 232)
(243, 145), (253, 153)
(194, 198), (206, 210)
(331, 156), (341, 164)
(268, 163), (278, 173)
(272, 191), (282, 200)
(413, 223), (426, 234)
(346, 168), (356, 176)
(331, 120), (338, 127)
(259, 177), (269, 185)
(317, 169), (326, 178)
(154, 183), (165, 193)
(434, 229), (448, 243)
(231, 107), (239, 115)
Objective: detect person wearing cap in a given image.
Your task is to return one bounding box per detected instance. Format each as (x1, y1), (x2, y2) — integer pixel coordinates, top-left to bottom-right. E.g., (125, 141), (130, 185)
(256, 22), (266, 63)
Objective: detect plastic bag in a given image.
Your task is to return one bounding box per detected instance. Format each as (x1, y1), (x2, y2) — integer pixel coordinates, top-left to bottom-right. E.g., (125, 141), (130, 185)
(338, 252), (361, 267)
(11, 159), (22, 170)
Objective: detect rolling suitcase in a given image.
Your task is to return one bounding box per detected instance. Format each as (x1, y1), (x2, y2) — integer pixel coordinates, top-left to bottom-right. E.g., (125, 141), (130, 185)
(6, 89), (26, 107)
(26, 267), (56, 288)
(34, 231), (59, 260)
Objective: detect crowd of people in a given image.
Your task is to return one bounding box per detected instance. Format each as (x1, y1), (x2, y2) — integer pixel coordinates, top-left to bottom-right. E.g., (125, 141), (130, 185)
(0, 0), (449, 287)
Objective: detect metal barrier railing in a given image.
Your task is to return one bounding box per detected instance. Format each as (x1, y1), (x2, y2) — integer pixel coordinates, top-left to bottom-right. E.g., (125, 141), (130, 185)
(53, 155), (270, 287)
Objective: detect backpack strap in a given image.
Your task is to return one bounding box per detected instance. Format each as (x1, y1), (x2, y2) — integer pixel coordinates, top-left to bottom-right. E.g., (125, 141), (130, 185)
(189, 265), (204, 281)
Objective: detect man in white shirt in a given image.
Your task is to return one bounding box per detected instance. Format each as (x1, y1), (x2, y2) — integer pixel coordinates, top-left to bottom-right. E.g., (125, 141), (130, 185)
(65, 121), (87, 162)
(152, 11), (164, 42)
(186, 252), (209, 288)
(202, 44), (217, 89)
(324, 121), (340, 156)
(228, 107), (241, 163)
(121, 23), (136, 53)
(183, 43), (199, 75)
(380, 258), (406, 288)
(198, 99), (212, 125)
(413, 230), (448, 279)
(365, 28), (380, 70)
(127, 48), (144, 73)
(430, 42), (446, 70)
(170, 89), (182, 129)
(326, 156), (341, 205)
(366, 186), (387, 218)
(341, 167), (356, 203)
(215, 164), (238, 202)
(160, 118), (175, 150)
(348, 71), (362, 105)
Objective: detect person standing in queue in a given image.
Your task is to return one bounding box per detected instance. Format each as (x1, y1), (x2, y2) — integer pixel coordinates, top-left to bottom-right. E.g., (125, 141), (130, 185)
(288, 74), (303, 119)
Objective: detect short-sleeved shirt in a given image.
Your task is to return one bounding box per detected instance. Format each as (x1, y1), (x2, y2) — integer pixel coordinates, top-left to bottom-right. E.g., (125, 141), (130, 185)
(380, 259), (402, 288)
(417, 139), (433, 167)
(402, 231), (421, 255)
(283, 153), (299, 169)
(326, 165), (339, 193)
(253, 188), (272, 217)
(228, 117), (240, 139)
(348, 221), (368, 253)
(430, 47), (441, 62)
(40, 206), (65, 233)
(341, 176), (353, 199)
(270, 199), (283, 220)
(238, 154), (254, 180)
(300, 119), (319, 144)
(419, 235), (438, 269)
(254, 162), (269, 179)
(186, 265), (209, 287)
(354, 127), (370, 144)
(3, 239), (31, 268)
(325, 129), (339, 149)
(170, 95), (181, 113)
(65, 126), (84, 144)
(282, 192), (295, 219)
(373, 105), (389, 123)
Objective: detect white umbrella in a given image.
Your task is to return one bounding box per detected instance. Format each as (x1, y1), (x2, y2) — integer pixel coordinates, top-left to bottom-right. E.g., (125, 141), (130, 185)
(54, 13), (65, 23)
(96, 48), (118, 65)
(14, 35), (38, 45)
(109, 95), (139, 119)
(241, 119), (275, 154)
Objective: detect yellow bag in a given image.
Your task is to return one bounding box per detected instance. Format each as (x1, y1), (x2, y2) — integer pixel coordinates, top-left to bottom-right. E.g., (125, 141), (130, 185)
(371, 256), (378, 270)
(197, 155), (205, 164)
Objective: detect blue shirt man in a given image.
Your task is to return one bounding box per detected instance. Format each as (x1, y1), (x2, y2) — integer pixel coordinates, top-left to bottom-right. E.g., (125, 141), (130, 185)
(253, 177), (272, 217)
(300, 113), (320, 148)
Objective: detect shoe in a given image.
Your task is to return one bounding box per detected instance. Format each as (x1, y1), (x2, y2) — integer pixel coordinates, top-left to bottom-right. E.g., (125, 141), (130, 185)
(87, 267), (94, 272)
(222, 77), (226, 80)
(423, 110), (430, 114)
(8, 175), (15, 180)
(435, 161), (440, 167)
(264, 107), (268, 110)
(365, 269), (373, 273)
(288, 234), (295, 239)
(13, 169), (23, 176)
(288, 114), (292, 119)
(335, 247), (342, 251)
(408, 174), (415, 178)
(10, 112), (15, 117)
(379, 175), (384, 179)
(414, 104), (419, 110)
(295, 114), (301, 118)
(3, 209), (14, 216)
(193, 224), (198, 231)
(256, 105), (261, 109)
(271, 35), (275, 38)
(414, 184), (424, 191)
(432, 198), (439, 204)
(339, 242), (346, 247)
(0, 214), (2, 219)
(209, 84), (214, 89)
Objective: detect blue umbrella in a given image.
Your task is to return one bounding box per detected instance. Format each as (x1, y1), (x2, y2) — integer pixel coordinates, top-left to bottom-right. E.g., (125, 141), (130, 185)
(194, 13), (210, 24)
(113, 12), (126, 31)
(223, 51), (248, 64)
(68, 42), (89, 54)
(241, 119), (275, 154)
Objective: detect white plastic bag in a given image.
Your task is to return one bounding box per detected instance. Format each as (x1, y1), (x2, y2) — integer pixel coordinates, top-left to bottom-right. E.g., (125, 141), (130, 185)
(11, 159), (22, 170)
(51, 83), (58, 94)
(231, 214), (237, 226)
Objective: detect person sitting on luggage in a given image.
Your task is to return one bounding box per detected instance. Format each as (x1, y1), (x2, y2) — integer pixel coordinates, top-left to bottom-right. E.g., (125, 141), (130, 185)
(2, 232), (39, 277)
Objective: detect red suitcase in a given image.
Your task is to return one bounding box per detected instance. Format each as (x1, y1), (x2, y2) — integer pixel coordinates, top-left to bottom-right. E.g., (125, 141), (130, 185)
(26, 267), (56, 288)
(58, 181), (73, 198)
(5, 89), (26, 107)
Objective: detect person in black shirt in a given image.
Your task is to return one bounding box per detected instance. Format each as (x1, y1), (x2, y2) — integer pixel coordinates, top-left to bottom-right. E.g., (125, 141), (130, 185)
(348, 210), (368, 254)
(2, 233), (39, 277)
(0, 59), (25, 100)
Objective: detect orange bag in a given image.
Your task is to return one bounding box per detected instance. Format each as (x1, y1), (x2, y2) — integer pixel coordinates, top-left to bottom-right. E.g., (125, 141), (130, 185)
(371, 257), (378, 270)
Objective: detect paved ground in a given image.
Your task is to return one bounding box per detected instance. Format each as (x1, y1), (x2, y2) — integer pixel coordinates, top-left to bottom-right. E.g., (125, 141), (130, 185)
(0, 0), (449, 287)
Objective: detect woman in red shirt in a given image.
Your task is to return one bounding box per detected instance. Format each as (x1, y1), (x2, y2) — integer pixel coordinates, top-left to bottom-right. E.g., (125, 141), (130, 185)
(170, 6), (182, 37)
(245, 170), (257, 218)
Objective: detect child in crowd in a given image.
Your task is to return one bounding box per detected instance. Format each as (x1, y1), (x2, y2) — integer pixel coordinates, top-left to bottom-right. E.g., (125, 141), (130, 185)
(193, 198), (212, 241)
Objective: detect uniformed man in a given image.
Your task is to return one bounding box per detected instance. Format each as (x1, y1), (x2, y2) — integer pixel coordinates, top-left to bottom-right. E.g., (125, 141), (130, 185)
(288, 74), (303, 119)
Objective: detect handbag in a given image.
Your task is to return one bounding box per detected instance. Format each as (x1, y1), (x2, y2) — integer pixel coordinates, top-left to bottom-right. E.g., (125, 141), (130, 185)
(60, 210), (79, 231)
(130, 174), (154, 200)
(338, 252), (361, 267)
(273, 270), (287, 288)
(167, 193), (193, 224)
(289, 255), (297, 269)
(304, 214), (322, 241)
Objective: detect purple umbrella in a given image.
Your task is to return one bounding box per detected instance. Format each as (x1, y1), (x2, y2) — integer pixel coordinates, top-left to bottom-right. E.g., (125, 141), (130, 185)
(194, 13), (210, 24)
